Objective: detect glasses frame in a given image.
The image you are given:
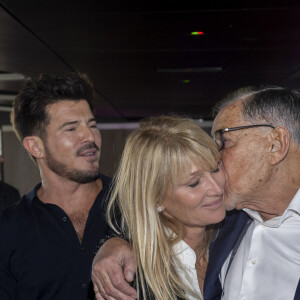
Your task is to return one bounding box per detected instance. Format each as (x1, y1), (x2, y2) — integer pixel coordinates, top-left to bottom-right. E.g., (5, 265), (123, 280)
(214, 124), (275, 150)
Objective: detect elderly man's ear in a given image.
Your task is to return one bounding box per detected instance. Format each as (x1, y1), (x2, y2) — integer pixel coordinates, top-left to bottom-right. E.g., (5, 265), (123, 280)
(23, 136), (45, 159)
(268, 126), (290, 166)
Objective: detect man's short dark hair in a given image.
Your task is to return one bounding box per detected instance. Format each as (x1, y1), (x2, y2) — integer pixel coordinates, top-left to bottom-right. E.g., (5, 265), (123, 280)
(11, 72), (94, 142)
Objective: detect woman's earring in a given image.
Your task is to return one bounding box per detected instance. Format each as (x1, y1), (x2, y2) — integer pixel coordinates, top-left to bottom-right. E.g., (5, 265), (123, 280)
(157, 206), (163, 213)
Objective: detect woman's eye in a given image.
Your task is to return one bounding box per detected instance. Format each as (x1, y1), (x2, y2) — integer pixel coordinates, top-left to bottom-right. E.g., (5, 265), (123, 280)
(211, 167), (220, 173)
(188, 180), (199, 188)
(211, 161), (222, 173)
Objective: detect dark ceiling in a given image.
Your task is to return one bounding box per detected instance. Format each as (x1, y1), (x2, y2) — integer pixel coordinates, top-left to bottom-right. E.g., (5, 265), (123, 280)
(0, 0), (300, 124)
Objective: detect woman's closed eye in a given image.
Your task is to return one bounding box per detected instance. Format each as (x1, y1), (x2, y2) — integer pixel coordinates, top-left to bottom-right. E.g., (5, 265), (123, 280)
(188, 180), (200, 188)
(211, 161), (222, 173)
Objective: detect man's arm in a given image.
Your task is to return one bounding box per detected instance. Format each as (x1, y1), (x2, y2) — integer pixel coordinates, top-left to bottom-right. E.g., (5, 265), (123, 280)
(92, 237), (138, 300)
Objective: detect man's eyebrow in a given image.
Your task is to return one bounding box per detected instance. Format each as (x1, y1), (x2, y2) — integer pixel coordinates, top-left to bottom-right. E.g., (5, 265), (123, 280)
(59, 120), (79, 130)
(58, 118), (96, 130)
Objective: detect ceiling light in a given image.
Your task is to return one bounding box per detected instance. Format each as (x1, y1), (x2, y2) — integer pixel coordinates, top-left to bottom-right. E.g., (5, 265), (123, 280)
(97, 123), (139, 130)
(0, 73), (25, 81)
(156, 67), (222, 73)
(0, 106), (12, 112)
(0, 95), (16, 101)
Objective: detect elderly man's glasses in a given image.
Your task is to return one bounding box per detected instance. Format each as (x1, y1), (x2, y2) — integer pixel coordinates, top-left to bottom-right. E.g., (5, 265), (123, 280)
(214, 124), (275, 151)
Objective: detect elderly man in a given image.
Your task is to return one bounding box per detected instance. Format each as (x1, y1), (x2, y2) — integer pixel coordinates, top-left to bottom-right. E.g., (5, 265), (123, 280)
(0, 73), (111, 300)
(206, 86), (300, 300)
(91, 85), (300, 300)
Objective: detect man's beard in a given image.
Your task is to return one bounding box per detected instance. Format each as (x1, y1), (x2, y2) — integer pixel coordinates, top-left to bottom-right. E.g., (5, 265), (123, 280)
(44, 143), (100, 184)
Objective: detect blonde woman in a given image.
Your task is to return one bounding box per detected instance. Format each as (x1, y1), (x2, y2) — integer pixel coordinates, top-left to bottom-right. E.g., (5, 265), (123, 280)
(107, 115), (226, 300)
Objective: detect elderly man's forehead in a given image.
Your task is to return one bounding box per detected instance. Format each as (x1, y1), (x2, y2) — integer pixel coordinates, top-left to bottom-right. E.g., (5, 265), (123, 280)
(212, 101), (245, 131)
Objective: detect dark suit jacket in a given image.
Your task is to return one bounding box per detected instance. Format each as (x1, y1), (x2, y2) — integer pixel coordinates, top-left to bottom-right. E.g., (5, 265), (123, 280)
(203, 210), (300, 300)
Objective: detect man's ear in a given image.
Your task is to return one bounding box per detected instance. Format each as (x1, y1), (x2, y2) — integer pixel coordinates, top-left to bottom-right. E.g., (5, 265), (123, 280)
(268, 126), (290, 166)
(23, 136), (45, 159)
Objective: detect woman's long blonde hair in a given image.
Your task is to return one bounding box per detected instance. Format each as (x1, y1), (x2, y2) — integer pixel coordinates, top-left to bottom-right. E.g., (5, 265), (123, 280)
(107, 115), (220, 300)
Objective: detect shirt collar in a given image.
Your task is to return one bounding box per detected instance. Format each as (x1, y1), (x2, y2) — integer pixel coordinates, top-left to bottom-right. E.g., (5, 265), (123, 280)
(173, 240), (197, 268)
(243, 188), (300, 227)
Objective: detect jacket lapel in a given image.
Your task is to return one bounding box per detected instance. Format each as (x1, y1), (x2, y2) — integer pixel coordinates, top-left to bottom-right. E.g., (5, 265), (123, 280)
(204, 210), (252, 300)
(294, 279), (300, 299)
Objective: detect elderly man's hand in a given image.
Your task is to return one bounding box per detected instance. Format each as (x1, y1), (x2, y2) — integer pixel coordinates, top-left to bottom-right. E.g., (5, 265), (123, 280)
(92, 237), (137, 300)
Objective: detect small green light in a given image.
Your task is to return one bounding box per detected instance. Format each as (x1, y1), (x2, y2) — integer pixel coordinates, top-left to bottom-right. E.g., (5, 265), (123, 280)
(182, 79), (190, 84)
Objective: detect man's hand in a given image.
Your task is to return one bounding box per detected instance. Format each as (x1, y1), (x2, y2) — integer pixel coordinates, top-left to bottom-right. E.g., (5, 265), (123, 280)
(92, 237), (137, 300)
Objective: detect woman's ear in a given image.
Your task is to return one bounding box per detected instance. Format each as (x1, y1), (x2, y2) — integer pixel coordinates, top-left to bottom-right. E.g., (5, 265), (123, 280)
(23, 136), (45, 159)
(268, 126), (290, 165)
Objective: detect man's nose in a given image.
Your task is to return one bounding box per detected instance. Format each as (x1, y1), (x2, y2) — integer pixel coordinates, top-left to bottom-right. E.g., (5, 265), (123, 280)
(82, 124), (96, 142)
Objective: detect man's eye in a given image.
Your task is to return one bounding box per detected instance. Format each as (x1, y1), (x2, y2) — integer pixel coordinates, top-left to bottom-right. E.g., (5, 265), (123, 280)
(66, 127), (76, 131)
(223, 138), (231, 147)
(215, 139), (222, 147)
(188, 180), (199, 188)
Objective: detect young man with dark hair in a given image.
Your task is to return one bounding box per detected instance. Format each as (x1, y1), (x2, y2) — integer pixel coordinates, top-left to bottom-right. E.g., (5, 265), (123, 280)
(0, 73), (111, 300)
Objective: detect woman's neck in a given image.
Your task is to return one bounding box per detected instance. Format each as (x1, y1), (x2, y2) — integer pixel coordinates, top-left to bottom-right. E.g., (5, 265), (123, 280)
(183, 226), (206, 255)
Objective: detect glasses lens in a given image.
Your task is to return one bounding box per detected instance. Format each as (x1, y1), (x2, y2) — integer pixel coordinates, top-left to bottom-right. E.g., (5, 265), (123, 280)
(214, 131), (223, 150)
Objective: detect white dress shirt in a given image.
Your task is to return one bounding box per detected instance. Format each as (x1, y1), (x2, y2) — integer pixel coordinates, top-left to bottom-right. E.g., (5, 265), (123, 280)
(173, 240), (203, 300)
(220, 188), (300, 300)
